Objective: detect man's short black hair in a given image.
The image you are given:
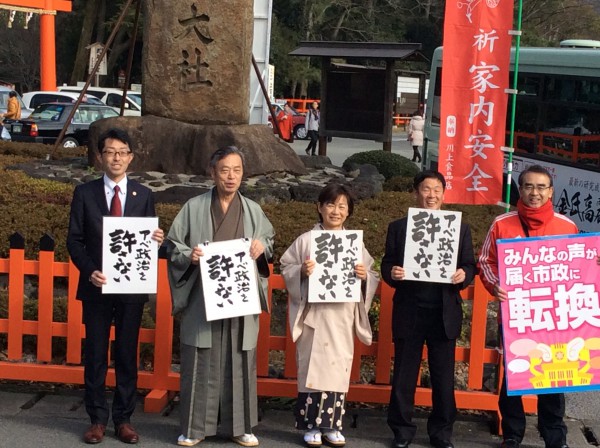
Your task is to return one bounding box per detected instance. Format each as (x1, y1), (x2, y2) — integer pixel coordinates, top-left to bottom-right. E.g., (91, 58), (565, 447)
(413, 170), (446, 190)
(518, 164), (553, 187)
(97, 128), (132, 153)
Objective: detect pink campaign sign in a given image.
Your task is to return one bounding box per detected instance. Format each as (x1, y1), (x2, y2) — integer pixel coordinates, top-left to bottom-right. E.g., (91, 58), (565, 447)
(498, 233), (600, 396)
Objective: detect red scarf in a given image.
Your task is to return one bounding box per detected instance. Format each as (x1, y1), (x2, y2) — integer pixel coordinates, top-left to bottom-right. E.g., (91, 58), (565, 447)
(517, 199), (554, 230)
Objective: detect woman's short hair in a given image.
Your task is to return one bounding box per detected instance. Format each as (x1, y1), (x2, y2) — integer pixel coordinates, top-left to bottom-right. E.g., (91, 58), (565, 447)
(209, 146), (246, 170)
(317, 183), (356, 221)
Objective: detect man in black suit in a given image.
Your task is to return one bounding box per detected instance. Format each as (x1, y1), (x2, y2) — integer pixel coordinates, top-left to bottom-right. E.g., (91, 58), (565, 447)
(67, 128), (164, 444)
(381, 171), (476, 448)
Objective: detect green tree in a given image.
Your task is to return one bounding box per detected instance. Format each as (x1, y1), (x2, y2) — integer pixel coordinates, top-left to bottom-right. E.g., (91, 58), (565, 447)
(519, 0), (600, 45)
(271, 0), (600, 100)
(64, 0), (142, 87)
(270, 0), (442, 98)
(0, 21), (39, 91)
(69, 0), (102, 84)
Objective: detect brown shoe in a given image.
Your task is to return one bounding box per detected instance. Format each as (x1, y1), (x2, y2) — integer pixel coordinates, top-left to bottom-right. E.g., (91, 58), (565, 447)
(115, 423), (139, 444)
(83, 423), (106, 444)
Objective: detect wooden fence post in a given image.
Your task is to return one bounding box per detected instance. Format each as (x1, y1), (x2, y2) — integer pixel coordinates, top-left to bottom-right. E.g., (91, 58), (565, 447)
(7, 232), (25, 360)
(37, 234), (56, 363)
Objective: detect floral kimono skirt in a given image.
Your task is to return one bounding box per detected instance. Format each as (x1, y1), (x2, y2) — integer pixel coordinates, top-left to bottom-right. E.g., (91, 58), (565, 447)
(295, 391), (346, 431)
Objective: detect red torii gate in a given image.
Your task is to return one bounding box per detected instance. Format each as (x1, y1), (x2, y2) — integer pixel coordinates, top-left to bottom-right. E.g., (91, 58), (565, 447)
(0, 0), (72, 90)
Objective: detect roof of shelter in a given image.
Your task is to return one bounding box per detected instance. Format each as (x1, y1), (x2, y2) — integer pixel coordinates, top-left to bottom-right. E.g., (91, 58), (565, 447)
(289, 41), (427, 62)
(331, 62), (430, 76)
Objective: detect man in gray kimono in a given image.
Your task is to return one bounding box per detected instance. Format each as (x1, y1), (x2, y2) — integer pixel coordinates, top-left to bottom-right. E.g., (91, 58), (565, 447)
(166, 146), (274, 448)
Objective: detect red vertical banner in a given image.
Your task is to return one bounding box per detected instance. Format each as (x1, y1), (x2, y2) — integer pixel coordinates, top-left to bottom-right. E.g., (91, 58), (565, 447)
(439, 0), (514, 204)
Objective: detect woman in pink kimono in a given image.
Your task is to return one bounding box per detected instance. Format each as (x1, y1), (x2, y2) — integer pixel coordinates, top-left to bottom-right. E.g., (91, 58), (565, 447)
(280, 184), (379, 447)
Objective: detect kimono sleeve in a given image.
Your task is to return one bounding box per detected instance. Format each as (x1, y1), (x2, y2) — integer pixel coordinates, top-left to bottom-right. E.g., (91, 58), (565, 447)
(166, 201), (198, 314)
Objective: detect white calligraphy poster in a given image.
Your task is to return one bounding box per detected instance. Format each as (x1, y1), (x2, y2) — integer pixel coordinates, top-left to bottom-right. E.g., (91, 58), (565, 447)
(199, 238), (261, 321)
(404, 208), (461, 284)
(102, 217), (159, 294)
(308, 230), (363, 303)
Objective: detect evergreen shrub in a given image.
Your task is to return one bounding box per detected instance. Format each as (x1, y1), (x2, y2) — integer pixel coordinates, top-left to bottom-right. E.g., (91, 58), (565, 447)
(0, 141), (503, 369)
(342, 150), (420, 180)
(383, 176), (414, 192)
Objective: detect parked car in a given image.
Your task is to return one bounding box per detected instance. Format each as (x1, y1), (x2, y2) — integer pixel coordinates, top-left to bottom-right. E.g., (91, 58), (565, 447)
(267, 103), (307, 139)
(22, 91), (105, 109)
(58, 86), (142, 116)
(3, 102), (119, 148)
(0, 86), (33, 118)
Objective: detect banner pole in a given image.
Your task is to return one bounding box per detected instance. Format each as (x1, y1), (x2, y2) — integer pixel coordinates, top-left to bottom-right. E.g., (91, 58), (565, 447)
(504, 0), (524, 212)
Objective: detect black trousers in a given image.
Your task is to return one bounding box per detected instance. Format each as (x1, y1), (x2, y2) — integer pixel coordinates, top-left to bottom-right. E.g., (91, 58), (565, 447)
(82, 298), (144, 426)
(499, 376), (567, 447)
(412, 146), (422, 162)
(306, 130), (318, 154)
(388, 307), (456, 443)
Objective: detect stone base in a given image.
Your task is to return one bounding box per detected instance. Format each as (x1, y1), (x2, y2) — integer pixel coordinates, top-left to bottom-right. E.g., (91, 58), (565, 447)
(88, 115), (308, 177)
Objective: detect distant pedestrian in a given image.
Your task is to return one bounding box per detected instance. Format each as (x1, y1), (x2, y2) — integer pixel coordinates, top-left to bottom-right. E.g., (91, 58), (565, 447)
(407, 111), (424, 163)
(277, 102), (294, 143)
(304, 101), (320, 156)
(2, 91), (21, 120)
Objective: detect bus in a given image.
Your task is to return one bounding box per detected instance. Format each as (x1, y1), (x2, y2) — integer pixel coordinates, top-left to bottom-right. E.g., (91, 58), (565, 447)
(423, 43), (600, 232)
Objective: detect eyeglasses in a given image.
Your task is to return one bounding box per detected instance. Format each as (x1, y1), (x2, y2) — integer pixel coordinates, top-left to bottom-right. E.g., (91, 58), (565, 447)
(102, 150), (131, 158)
(521, 184), (551, 192)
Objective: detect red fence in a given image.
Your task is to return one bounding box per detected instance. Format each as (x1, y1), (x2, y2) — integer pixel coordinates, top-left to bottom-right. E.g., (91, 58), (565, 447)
(0, 234), (536, 418)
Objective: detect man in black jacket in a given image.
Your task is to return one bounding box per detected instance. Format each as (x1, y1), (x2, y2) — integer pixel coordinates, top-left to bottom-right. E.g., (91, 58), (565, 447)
(382, 170), (476, 448)
(67, 128), (163, 444)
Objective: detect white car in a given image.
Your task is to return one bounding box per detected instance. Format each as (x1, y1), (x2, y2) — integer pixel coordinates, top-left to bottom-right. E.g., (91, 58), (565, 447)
(22, 91), (105, 109)
(58, 86), (141, 116)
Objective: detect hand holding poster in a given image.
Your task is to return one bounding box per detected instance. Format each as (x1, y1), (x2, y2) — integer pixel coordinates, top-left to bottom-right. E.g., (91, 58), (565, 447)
(102, 217), (159, 294)
(308, 230), (363, 303)
(498, 233), (600, 396)
(404, 208), (461, 283)
(199, 238), (261, 321)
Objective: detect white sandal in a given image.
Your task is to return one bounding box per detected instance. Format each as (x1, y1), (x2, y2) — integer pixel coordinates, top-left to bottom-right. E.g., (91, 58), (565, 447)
(322, 430), (345, 447)
(177, 434), (202, 446)
(303, 429), (322, 447)
(231, 433), (259, 447)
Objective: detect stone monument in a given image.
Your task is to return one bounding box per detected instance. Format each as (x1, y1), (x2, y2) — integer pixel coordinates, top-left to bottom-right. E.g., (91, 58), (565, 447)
(89, 0), (306, 176)
(143, 1), (252, 124)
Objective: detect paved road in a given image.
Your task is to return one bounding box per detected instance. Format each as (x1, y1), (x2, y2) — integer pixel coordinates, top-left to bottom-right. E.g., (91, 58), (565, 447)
(287, 131), (416, 168)
(1, 387), (600, 447)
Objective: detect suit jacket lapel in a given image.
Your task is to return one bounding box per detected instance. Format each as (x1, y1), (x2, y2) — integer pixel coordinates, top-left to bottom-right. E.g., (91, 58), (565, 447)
(124, 179), (138, 217)
(92, 178), (109, 215)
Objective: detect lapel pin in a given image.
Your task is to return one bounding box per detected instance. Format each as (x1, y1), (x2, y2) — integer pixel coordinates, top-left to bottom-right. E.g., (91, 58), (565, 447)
(132, 191), (137, 196)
